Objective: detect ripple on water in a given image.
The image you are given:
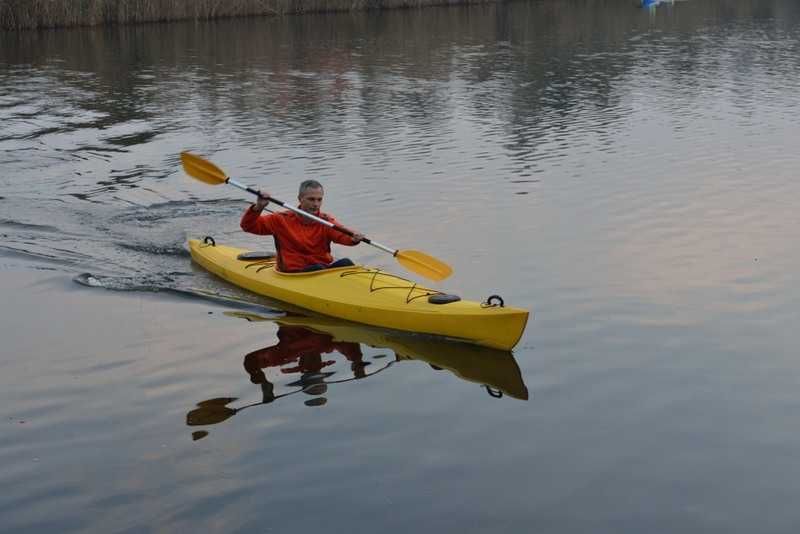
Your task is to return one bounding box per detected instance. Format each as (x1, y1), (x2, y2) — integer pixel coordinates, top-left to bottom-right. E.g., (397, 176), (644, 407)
(2, 3), (800, 532)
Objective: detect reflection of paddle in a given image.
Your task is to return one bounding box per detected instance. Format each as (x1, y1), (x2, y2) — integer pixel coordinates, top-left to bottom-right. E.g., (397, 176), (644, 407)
(186, 386), (306, 426)
(180, 151), (453, 282)
(186, 397), (242, 426)
(187, 360), (395, 426)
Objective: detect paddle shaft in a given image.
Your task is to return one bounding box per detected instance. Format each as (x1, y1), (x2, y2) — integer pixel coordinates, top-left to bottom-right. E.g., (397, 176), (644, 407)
(227, 178), (397, 256)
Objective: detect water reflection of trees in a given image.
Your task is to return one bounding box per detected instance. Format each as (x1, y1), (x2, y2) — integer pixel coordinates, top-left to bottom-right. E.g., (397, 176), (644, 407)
(1, 0), (798, 169)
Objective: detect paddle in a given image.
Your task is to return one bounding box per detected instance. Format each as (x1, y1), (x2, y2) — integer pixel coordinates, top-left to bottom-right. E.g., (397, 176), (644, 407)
(180, 151), (453, 281)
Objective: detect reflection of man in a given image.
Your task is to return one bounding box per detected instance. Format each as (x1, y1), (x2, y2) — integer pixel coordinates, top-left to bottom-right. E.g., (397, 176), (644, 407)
(243, 325), (368, 392)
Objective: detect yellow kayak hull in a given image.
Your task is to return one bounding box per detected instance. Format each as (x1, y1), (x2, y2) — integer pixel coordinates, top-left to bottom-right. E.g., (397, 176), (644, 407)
(189, 239), (529, 350)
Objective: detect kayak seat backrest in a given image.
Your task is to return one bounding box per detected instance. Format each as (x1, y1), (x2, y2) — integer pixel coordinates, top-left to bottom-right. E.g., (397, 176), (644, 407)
(428, 294), (461, 305)
(237, 251), (276, 261)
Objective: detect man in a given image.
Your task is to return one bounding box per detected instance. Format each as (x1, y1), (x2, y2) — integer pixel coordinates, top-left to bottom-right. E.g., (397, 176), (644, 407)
(240, 179), (363, 272)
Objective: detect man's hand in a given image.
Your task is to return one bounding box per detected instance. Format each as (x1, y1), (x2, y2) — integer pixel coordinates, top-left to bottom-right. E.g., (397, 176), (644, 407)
(252, 190), (270, 212)
(351, 232), (364, 244)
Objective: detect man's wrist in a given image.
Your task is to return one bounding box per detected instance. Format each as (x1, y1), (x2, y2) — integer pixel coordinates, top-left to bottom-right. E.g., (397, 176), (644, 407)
(250, 204), (263, 213)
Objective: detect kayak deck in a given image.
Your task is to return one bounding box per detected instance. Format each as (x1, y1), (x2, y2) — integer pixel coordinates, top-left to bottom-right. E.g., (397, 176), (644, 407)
(189, 238), (528, 350)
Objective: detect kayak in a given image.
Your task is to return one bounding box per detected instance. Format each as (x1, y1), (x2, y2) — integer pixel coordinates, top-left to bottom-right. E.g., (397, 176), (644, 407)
(189, 238), (529, 350)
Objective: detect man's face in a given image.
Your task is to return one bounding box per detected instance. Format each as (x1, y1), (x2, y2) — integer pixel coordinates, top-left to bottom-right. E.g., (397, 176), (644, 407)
(298, 187), (324, 215)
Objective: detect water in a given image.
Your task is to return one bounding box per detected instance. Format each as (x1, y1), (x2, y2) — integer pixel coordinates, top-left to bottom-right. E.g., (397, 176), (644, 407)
(2, 1), (800, 532)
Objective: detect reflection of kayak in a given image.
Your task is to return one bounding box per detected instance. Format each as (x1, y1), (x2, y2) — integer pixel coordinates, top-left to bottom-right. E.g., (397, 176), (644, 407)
(187, 312), (528, 432)
(189, 238), (529, 350)
(274, 314), (528, 400)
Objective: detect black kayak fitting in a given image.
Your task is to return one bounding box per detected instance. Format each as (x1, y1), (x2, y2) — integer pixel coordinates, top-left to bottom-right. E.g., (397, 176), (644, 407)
(428, 293), (461, 305)
(237, 251), (277, 261)
(482, 295), (505, 308)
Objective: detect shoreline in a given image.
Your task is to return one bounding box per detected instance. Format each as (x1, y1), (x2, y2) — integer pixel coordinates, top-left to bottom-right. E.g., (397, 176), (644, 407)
(1, 0), (497, 31)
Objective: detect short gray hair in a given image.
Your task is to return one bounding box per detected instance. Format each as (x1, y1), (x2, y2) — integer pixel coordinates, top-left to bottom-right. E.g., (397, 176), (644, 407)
(299, 179), (323, 196)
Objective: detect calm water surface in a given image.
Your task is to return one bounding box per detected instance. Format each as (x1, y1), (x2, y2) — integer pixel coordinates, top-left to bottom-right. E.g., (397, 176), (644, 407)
(2, 1), (800, 532)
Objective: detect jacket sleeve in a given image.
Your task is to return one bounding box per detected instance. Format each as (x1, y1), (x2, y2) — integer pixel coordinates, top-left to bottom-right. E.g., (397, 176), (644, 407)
(241, 206), (275, 235)
(325, 215), (358, 246)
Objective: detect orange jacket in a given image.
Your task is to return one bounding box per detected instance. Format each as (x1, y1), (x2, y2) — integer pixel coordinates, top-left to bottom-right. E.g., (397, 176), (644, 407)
(240, 206), (358, 272)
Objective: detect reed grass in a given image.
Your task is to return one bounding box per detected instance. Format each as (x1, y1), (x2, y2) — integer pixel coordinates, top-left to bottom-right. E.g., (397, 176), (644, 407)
(0, 0), (494, 30)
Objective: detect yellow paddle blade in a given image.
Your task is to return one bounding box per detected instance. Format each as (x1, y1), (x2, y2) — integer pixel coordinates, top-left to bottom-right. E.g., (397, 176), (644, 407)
(396, 250), (453, 282)
(180, 151), (228, 185)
